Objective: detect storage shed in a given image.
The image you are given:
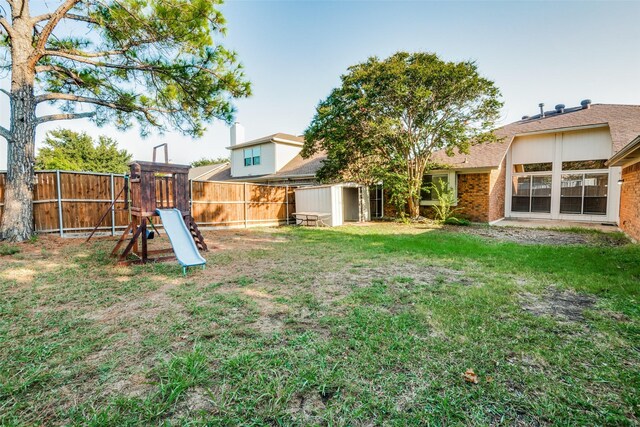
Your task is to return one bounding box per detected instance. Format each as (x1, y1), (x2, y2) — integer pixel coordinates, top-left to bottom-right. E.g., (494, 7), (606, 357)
(294, 183), (370, 226)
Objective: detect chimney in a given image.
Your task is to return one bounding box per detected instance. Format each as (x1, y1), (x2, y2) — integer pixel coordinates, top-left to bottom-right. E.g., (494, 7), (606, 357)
(539, 103), (545, 117)
(230, 122), (245, 146)
(555, 104), (565, 114)
(580, 99), (592, 109)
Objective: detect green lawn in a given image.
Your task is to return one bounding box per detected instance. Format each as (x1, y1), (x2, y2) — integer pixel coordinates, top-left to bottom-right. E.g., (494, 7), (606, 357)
(0, 223), (638, 425)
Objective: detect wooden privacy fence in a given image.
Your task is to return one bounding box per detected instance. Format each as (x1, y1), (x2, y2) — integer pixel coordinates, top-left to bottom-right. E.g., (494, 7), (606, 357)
(191, 181), (296, 228)
(0, 171), (296, 236)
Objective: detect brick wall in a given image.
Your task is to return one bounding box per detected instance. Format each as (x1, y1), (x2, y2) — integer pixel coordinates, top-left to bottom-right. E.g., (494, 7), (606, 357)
(385, 167), (504, 223)
(620, 162), (640, 241)
(455, 173), (491, 222)
(488, 160), (506, 222)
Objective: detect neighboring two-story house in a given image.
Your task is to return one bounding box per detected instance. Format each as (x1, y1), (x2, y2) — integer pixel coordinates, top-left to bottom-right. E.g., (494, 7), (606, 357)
(197, 124), (326, 186)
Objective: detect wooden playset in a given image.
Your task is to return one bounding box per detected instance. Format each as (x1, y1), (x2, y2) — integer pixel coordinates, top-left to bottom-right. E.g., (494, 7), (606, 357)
(87, 144), (207, 268)
(108, 160), (207, 265)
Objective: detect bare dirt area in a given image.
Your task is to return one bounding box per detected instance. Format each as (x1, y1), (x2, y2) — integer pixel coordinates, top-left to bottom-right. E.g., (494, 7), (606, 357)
(201, 227), (289, 251)
(446, 224), (627, 246)
(519, 287), (596, 322)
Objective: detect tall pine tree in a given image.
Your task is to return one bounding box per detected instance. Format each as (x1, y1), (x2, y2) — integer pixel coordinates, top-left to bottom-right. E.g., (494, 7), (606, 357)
(0, 0), (250, 240)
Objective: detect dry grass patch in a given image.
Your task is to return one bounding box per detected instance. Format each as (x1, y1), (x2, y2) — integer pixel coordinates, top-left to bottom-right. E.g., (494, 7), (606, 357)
(520, 287), (596, 322)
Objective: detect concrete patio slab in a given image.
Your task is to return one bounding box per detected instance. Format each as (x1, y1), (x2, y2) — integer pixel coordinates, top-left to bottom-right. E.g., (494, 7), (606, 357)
(491, 218), (621, 233)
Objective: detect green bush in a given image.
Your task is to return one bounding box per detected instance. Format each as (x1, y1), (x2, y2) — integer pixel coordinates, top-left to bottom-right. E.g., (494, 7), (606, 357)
(0, 244), (21, 256)
(443, 217), (471, 226)
(430, 179), (461, 222)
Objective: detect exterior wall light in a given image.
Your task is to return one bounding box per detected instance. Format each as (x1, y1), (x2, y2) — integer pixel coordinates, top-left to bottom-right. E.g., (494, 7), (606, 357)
(618, 179), (624, 185)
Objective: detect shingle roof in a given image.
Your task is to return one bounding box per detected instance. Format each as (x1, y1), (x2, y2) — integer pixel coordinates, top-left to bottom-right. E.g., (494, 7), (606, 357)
(271, 150), (327, 178)
(202, 164), (233, 181)
(226, 133), (304, 150)
(432, 104), (640, 169)
(188, 162), (229, 180)
(202, 151), (327, 182)
(608, 134), (640, 167)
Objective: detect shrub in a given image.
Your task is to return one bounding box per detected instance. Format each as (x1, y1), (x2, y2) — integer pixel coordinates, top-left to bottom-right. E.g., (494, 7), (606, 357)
(430, 179), (460, 222)
(0, 244), (21, 256)
(444, 217), (471, 226)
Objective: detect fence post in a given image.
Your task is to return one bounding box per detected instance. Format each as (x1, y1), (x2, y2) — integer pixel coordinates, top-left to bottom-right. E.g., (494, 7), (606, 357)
(189, 179), (193, 218)
(243, 183), (248, 228)
(381, 184), (384, 218)
(110, 174), (116, 236)
(285, 185), (289, 225)
(56, 170), (64, 237)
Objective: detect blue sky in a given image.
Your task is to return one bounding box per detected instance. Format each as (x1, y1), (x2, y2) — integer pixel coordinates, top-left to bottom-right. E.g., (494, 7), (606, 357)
(1, 0), (640, 169)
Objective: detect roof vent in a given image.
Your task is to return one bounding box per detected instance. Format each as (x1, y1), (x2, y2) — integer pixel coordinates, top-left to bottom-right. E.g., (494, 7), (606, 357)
(521, 115), (530, 120)
(539, 103), (545, 117)
(580, 99), (592, 109)
(555, 104), (565, 113)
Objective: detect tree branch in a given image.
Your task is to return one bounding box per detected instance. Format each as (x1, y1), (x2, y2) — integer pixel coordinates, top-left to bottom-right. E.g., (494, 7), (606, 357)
(0, 16), (14, 38)
(0, 125), (11, 141)
(34, 0), (82, 55)
(35, 64), (85, 85)
(36, 111), (96, 125)
(0, 88), (10, 98)
(45, 47), (129, 58)
(36, 93), (125, 109)
(42, 50), (151, 71)
(35, 93), (175, 115)
(64, 13), (99, 24)
(44, 35), (160, 60)
(32, 12), (98, 25)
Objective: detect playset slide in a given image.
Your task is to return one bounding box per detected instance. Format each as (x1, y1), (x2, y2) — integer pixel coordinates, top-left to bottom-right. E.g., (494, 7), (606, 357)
(155, 208), (206, 274)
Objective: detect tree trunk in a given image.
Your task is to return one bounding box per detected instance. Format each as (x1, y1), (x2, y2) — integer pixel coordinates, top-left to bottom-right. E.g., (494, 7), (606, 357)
(0, 18), (37, 242)
(407, 164), (421, 218)
(408, 194), (420, 218)
(407, 160), (427, 219)
(1, 87), (36, 241)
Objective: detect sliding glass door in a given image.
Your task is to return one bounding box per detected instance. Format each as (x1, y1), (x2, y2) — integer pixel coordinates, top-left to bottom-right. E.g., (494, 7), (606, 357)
(511, 175), (552, 213)
(560, 173), (608, 215)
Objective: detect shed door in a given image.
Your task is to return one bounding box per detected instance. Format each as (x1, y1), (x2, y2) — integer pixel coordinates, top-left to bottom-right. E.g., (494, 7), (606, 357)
(358, 187), (370, 222)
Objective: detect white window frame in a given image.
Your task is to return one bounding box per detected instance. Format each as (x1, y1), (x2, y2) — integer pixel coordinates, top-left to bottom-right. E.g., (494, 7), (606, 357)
(420, 171), (457, 206)
(558, 168), (609, 216)
(243, 146), (261, 167)
(510, 169), (553, 214)
(252, 146), (261, 166)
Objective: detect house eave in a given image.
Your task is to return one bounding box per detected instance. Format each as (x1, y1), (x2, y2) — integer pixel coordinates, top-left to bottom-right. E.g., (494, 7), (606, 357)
(606, 135), (640, 168)
(244, 173), (317, 182)
(512, 122), (609, 138)
(432, 166), (499, 173)
(226, 137), (304, 151)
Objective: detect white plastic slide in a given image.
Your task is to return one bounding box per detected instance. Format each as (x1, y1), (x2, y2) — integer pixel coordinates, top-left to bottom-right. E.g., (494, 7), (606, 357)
(155, 208), (206, 273)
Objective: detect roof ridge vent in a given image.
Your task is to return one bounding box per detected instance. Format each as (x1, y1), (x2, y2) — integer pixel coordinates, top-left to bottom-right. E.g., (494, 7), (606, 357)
(555, 104), (565, 113)
(580, 99), (592, 109)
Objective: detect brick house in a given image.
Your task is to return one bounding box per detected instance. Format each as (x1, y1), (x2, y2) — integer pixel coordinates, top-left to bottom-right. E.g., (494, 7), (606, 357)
(427, 101), (640, 226)
(607, 135), (640, 241)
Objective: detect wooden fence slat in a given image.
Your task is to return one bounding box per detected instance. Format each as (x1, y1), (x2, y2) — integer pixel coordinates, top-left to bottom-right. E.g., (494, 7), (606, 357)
(0, 171), (297, 234)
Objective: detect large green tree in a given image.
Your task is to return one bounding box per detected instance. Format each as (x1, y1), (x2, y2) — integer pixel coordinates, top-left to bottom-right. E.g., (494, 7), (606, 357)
(191, 156), (229, 167)
(303, 52), (502, 217)
(35, 129), (132, 173)
(0, 0), (250, 241)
